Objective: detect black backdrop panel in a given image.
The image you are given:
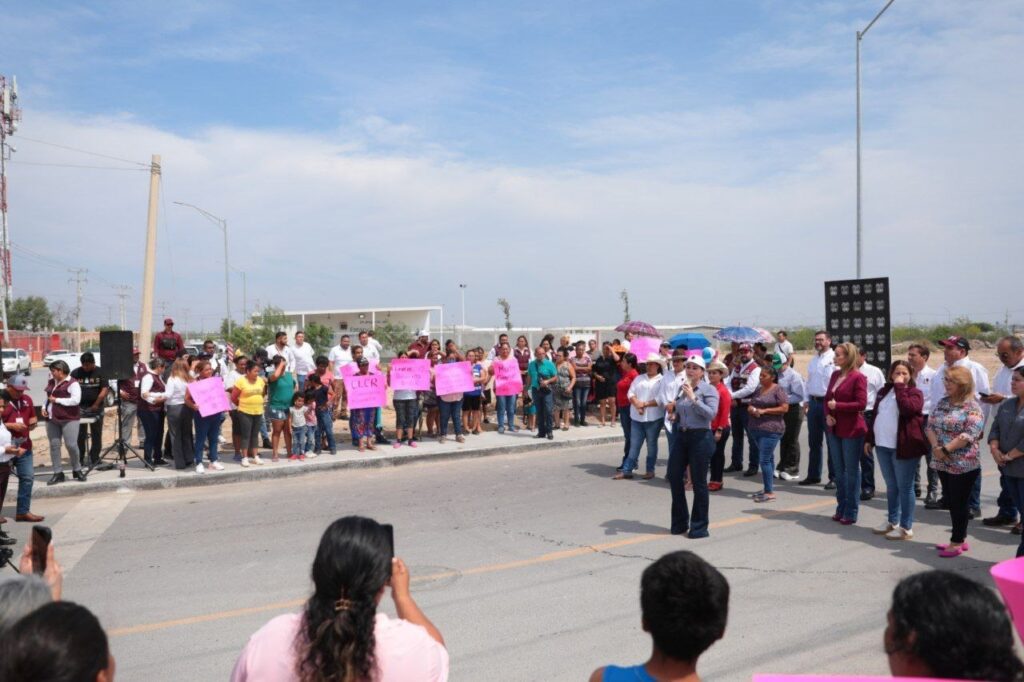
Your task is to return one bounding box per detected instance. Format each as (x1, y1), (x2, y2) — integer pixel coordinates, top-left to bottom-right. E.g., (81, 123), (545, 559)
(99, 330), (135, 380)
(824, 277), (891, 368)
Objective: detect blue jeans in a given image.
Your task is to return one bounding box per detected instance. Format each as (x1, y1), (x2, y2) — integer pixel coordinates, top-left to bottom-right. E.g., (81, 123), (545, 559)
(875, 447), (919, 529)
(496, 395), (517, 431)
(1004, 476), (1024, 557)
(751, 429), (782, 493)
(439, 400), (463, 437)
(139, 409), (164, 463)
(806, 398), (835, 481)
(532, 388), (554, 437)
(997, 472), (1021, 520)
(192, 412), (223, 465)
(13, 450), (34, 515)
(315, 410), (336, 453)
(624, 419), (662, 475)
(827, 432), (864, 521)
(668, 429), (714, 536)
(729, 404), (755, 469)
(572, 385), (590, 424)
(296, 373), (308, 392)
(291, 425), (309, 455)
(619, 409), (632, 467)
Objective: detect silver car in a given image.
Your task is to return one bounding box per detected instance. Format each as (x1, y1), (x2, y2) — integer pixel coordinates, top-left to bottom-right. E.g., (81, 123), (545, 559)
(2, 348), (31, 376)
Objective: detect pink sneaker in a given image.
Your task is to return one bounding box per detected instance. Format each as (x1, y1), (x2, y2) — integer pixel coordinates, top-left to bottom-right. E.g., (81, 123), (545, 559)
(939, 545), (968, 557)
(408, 441), (418, 448)
(935, 541), (969, 552)
(393, 442), (402, 449)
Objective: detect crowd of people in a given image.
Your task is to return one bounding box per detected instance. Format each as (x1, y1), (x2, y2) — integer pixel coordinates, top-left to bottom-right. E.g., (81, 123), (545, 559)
(1, 515), (1022, 681)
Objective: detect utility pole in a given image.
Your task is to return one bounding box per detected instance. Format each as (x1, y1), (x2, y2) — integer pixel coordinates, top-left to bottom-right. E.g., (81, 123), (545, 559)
(458, 283), (467, 347)
(0, 74), (21, 343)
(138, 154), (160, 357)
(173, 201), (231, 335)
(855, 0), (896, 279)
(181, 308), (190, 343)
(113, 285), (130, 331)
(68, 268), (87, 351)
(231, 267), (247, 327)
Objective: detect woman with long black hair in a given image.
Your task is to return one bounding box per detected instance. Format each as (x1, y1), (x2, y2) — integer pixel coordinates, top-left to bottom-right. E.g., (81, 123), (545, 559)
(233, 516), (447, 681)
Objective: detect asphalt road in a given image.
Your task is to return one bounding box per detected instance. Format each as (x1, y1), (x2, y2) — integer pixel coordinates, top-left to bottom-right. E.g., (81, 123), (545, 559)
(2, 437), (1016, 681)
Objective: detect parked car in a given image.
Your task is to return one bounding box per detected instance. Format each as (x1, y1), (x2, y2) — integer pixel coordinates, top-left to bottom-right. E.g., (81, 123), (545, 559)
(43, 349), (72, 366)
(2, 348), (31, 376)
(184, 345), (200, 357)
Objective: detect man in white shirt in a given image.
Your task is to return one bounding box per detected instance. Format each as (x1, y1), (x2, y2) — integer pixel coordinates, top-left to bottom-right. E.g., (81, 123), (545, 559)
(622, 331), (633, 351)
(365, 330), (384, 357)
(724, 343), (761, 477)
(981, 335), (1024, 531)
(930, 335), (991, 518)
(328, 335), (354, 419)
(358, 331), (380, 363)
(800, 330), (836, 488)
(291, 331), (317, 391)
(265, 332), (296, 375)
(775, 330), (795, 367)
(856, 347), (886, 501)
(776, 356), (806, 480)
(907, 343), (939, 506)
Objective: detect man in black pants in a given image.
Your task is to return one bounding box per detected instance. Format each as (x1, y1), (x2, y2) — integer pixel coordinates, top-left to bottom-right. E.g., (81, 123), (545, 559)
(71, 352), (109, 468)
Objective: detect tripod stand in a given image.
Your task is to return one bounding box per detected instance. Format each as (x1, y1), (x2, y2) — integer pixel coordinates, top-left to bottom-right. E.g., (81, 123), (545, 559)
(87, 395), (154, 478)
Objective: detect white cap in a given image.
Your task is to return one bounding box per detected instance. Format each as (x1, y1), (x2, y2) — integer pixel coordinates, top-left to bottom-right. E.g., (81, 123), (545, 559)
(417, 329), (428, 337)
(684, 355), (706, 370)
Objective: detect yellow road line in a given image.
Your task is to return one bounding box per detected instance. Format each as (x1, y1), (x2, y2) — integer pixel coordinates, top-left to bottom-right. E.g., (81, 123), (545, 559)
(109, 499), (833, 637)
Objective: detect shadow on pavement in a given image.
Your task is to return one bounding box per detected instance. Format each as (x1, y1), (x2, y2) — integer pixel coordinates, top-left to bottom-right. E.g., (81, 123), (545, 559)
(600, 518), (669, 536)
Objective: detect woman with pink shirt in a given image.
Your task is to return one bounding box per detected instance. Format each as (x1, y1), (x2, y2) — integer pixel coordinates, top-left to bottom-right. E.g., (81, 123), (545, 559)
(232, 516), (448, 682)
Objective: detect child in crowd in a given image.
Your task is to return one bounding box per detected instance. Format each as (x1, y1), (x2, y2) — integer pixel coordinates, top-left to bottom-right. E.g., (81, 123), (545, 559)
(288, 393), (308, 461)
(303, 389), (318, 456)
(306, 374), (336, 455)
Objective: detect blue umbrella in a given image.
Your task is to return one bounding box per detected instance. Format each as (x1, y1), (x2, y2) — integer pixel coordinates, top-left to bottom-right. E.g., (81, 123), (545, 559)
(712, 326), (773, 344)
(667, 333), (710, 350)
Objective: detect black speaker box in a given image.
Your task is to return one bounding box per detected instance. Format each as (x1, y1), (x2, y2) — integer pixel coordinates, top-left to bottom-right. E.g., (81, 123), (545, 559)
(99, 330), (135, 380)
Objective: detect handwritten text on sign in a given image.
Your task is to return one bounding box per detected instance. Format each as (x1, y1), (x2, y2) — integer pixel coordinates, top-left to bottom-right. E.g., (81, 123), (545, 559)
(492, 359), (524, 396)
(389, 358), (431, 391)
(434, 361), (475, 395)
(344, 373), (388, 409)
(189, 376), (231, 417)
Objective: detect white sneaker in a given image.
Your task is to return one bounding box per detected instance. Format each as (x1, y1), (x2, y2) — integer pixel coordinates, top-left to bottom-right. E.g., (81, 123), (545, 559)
(306, 452), (319, 459)
(779, 471), (798, 481)
(886, 527), (913, 540)
(873, 522), (895, 535)
(195, 463), (205, 474)
(210, 461), (225, 471)
(240, 457), (250, 468)
(773, 470), (780, 479)
(252, 455), (265, 465)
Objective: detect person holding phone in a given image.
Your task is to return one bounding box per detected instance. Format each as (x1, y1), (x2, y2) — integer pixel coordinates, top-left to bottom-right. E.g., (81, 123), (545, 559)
(232, 516), (448, 682)
(2, 374), (44, 522)
(666, 356), (719, 537)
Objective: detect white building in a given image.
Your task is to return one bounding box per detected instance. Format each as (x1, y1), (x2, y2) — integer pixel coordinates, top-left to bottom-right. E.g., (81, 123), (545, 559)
(282, 306), (443, 342)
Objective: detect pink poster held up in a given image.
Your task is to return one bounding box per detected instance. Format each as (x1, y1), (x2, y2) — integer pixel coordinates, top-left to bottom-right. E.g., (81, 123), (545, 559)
(628, 336), (661, 362)
(493, 359), (523, 396)
(389, 358), (431, 391)
(341, 359), (379, 378)
(434, 361), (475, 395)
(344, 372), (388, 409)
(189, 376), (231, 417)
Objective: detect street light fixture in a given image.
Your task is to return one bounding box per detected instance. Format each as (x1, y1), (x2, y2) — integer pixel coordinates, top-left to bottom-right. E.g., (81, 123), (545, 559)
(173, 201), (232, 335)
(458, 283), (467, 346)
(856, 0), (896, 279)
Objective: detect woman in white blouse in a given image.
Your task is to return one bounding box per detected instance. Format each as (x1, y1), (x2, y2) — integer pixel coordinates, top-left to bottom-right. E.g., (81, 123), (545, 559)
(43, 360), (85, 485)
(614, 353), (668, 480)
(161, 358), (196, 470)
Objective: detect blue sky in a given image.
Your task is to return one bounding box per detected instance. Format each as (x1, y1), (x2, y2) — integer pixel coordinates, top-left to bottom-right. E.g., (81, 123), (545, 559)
(3, 1), (1022, 331)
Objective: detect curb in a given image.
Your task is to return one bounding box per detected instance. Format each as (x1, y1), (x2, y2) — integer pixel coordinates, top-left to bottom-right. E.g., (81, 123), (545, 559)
(25, 434), (623, 499)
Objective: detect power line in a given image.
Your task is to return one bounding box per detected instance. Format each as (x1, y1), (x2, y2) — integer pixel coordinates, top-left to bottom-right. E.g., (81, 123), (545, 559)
(15, 136), (149, 167)
(7, 160), (149, 171)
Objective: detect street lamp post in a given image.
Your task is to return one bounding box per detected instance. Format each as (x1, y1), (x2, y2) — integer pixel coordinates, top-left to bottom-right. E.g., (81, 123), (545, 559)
(174, 202), (232, 335)
(458, 283), (467, 346)
(856, 0), (896, 279)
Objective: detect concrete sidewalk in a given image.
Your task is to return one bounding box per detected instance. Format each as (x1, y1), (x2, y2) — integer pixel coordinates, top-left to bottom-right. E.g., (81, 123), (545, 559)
(18, 426), (624, 499)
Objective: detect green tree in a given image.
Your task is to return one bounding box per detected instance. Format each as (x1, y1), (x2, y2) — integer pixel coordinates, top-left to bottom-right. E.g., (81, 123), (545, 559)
(303, 322), (334, 356)
(8, 296), (53, 331)
(373, 320), (411, 357)
(224, 306), (290, 357)
(497, 298), (512, 331)
(94, 324), (121, 332)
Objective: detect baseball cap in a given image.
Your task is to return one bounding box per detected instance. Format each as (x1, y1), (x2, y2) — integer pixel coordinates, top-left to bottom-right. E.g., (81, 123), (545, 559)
(164, 317), (174, 325)
(132, 347), (140, 354)
(738, 342), (753, 351)
(8, 374), (29, 390)
(684, 355), (706, 370)
(417, 329), (428, 337)
(937, 335), (970, 351)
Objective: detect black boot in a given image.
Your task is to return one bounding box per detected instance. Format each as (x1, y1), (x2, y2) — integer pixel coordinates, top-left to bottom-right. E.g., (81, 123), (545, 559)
(0, 529), (17, 546)
(47, 472), (66, 486)
(73, 470), (88, 482)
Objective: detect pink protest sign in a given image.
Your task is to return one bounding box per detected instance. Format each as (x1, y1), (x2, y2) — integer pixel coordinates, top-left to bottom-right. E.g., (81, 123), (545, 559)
(992, 556), (1024, 640)
(492, 359), (524, 396)
(755, 676), (954, 681)
(629, 336), (661, 362)
(189, 376), (231, 417)
(434, 361), (474, 395)
(340, 359), (379, 378)
(343, 372), (387, 409)
(389, 358), (430, 391)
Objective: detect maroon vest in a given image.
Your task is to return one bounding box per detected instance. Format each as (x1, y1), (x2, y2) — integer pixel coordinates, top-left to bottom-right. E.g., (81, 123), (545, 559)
(118, 363), (149, 403)
(47, 378), (80, 422)
(138, 373), (166, 413)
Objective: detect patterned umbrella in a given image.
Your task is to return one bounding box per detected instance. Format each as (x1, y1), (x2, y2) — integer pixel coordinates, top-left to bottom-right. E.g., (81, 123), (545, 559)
(753, 327), (776, 344)
(713, 326), (772, 344)
(614, 320), (661, 338)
